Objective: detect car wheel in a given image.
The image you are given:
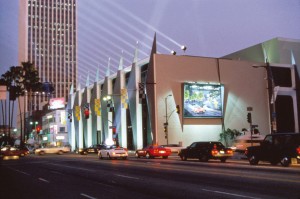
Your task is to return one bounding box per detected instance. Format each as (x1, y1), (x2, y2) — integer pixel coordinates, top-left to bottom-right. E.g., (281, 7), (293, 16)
(280, 157), (290, 167)
(108, 153), (112, 159)
(220, 158), (227, 163)
(99, 153), (103, 159)
(162, 156), (168, 159)
(135, 152), (140, 158)
(249, 155), (259, 165)
(180, 154), (187, 161)
(146, 152), (151, 159)
(39, 151), (45, 155)
(57, 150), (63, 155)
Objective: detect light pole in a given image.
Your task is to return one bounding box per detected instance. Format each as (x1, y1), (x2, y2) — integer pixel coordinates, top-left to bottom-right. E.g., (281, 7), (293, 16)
(30, 121), (38, 143)
(252, 62), (277, 133)
(164, 94), (172, 145)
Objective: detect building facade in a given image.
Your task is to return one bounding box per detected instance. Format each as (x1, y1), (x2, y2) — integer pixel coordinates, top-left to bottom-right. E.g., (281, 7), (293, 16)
(66, 37), (299, 151)
(18, 0), (77, 140)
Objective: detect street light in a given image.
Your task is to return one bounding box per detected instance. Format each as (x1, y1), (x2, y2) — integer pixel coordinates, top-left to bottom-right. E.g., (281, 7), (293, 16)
(165, 94), (172, 145)
(252, 62), (277, 133)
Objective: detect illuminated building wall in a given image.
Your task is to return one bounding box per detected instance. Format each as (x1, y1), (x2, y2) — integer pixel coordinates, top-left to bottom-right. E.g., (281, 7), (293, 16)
(67, 38), (298, 150)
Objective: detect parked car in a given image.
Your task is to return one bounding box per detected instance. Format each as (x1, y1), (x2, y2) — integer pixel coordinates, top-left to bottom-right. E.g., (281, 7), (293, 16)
(178, 141), (233, 162)
(135, 145), (171, 159)
(0, 145), (28, 159)
(161, 144), (186, 154)
(78, 144), (106, 155)
(245, 133), (300, 167)
(98, 145), (128, 160)
(35, 145), (71, 155)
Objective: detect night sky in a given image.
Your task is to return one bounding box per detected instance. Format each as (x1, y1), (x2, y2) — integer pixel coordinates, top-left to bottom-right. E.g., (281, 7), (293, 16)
(1, 0), (300, 84)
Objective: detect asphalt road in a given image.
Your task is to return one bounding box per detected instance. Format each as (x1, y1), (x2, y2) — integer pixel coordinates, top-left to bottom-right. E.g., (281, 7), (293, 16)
(0, 153), (299, 199)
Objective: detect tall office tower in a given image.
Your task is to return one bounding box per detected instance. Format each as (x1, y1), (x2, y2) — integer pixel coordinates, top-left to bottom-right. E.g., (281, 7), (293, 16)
(18, 0), (77, 111)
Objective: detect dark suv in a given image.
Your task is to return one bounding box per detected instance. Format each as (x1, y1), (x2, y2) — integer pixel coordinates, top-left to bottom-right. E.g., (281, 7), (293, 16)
(245, 133), (300, 167)
(78, 144), (106, 155)
(178, 142), (233, 162)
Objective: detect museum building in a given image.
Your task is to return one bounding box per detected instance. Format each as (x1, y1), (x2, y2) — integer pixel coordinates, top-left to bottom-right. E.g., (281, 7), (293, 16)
(66, 36), (300, 151)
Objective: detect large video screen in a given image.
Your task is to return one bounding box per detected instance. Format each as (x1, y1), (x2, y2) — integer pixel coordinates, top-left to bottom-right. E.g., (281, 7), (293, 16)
(183, 83), (224, 118)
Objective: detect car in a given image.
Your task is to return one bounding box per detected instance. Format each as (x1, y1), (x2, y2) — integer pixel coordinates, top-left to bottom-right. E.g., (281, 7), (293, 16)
(135, 145), (171, 159)
(0, 145), (29, 159)
(161, 144), (186, 154)
(35, 145), (71, 155)
(98, 145), (128, 160)
(178, 141), (233, 162)
(245, 133), (300, 167)
(78, 144), (106, 155)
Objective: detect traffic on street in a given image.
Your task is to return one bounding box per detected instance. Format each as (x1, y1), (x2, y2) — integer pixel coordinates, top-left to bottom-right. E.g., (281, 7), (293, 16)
(1, 152), (299, 199)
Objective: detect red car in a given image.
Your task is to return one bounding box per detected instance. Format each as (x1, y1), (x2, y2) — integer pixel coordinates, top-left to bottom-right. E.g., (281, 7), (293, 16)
(135, 145), (171, 159)
(0, 145), (29, 160)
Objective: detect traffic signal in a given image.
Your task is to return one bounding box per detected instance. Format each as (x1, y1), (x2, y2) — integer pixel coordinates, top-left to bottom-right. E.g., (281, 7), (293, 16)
(176, 105), (180, 114)
(112, 127), (117, 141)
(68, 109), (72, 122)
(36, 126), (41, 134)
(247, 112), (252, 123)
(84, 107), (90, 119)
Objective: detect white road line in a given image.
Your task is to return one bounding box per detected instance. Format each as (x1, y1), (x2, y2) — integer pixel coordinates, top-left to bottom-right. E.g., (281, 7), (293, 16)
(11, 168), (31, 176)
(80, 193), (97, 199)
(38, 178), (50, 183)
(48, 163), (95, 172)
(202, 189), (261, 199)
(115, 174), (139, 180)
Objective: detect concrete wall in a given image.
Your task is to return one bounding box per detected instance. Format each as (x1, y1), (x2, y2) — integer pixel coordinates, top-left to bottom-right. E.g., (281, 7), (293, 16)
(154, 54), (270, 147)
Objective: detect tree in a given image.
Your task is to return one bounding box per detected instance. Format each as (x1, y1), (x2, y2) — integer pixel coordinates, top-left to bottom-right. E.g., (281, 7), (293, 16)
(0, 62), (42, 145)
(219, 128), (242, 147)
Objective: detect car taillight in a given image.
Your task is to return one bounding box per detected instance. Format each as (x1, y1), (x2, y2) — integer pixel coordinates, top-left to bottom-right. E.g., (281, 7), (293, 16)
(226, 149), (233, 154)
(296, 147), (300, 155)
(211, 149), (218, 156)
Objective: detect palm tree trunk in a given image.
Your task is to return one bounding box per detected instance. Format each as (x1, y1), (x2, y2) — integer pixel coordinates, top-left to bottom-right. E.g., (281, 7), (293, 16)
(18, 97), (23, 146)
(1, 100), (4, 125)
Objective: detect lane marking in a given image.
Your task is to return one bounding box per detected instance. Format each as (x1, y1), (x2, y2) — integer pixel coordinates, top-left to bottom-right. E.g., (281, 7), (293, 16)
(10, 168), (31, 176)
(38, 178), (50, 183)
(202, 189), (261, 199)
(48, 163), (95, 172)
(80, 193), (97, 199)
(115, 174), (139, 180)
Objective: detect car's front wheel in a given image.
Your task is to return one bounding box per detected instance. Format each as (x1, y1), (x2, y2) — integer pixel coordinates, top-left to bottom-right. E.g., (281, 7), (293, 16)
(99, 153), (103, 159)
(135, 152), (140, 158)
(180, 154), (187, 161)
(145, 152), (152, 159)
(57, 150), (63, 155)
(249, 155), (259, 165)
(280, 157), (290, 167)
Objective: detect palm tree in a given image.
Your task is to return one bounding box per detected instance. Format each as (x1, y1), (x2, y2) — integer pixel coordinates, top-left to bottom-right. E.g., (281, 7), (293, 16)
(0, 66), (23, 137)
(0, 62), (42, 145)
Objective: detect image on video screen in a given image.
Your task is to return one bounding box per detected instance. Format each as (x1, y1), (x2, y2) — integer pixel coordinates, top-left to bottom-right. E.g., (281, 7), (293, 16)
(183, 83), (224, 118)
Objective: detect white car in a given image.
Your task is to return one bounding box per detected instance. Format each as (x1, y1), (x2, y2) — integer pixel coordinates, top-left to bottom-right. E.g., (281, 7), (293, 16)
(161, 144), (186, 154)
(98, 145), (128, 160)
(35, 146), (71, 155)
